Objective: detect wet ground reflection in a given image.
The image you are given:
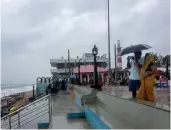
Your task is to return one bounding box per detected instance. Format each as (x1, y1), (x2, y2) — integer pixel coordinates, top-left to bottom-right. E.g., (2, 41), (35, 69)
(102, 86), (170, 108)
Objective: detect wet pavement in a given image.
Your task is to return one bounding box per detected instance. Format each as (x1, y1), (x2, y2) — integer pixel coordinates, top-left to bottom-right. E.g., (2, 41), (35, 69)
(1, 91), (91, 129)
(50, 115), (90, 129)
(2, 86), (169, 129)
(102, 85), (170, 107)
(49, 91), (91, 129)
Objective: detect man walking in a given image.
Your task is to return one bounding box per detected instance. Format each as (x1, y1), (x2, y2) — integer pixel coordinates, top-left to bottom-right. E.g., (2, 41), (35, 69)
(127, 51), (144, 98)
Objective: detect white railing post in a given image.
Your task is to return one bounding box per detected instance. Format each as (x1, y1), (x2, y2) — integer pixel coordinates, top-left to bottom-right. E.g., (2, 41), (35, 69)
(48, 95), (51, 122)
(2, 94), (52, 129)
(9, 115), (11, 129)
(18, 111), (20, 128)
(50, 95), (52, 117)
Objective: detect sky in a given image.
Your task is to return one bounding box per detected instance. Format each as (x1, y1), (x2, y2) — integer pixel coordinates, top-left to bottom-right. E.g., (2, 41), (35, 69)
(1, 0), (170, 84)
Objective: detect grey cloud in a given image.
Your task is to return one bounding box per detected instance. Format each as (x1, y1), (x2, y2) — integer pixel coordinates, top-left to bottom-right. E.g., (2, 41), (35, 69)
(1, 0), (170, 84)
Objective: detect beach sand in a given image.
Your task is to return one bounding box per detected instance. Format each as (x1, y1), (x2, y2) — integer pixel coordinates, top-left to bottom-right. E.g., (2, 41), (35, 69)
(13, 90), (36, 109)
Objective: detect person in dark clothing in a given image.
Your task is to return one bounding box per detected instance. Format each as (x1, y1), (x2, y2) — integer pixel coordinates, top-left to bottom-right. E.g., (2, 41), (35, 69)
(48, 84), (51, 93)
(71, 78), (74, 84)
(61, 79), (65, 90)
(56, 80), (60, 91)
(46, 86), (49, 95)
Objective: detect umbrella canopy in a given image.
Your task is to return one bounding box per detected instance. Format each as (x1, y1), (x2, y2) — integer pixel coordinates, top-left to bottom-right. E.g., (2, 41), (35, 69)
(70, 75), (77, 79)
(120, 44), (152, 56)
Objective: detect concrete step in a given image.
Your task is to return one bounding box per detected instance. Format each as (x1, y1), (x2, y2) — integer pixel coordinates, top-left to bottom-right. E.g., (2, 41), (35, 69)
(49, 115), (90, 129)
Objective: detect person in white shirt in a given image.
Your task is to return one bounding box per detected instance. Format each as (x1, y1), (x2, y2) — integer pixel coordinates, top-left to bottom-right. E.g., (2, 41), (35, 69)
(127, 51), (144, 98)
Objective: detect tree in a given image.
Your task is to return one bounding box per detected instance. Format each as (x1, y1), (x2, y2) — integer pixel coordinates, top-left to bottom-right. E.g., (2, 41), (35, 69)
(153, 53), (163, 67)
(162, 55), (170, 66)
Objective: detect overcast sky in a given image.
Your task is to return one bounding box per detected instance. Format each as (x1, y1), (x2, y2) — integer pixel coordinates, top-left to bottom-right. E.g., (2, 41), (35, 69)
(1, 0), (170, 84)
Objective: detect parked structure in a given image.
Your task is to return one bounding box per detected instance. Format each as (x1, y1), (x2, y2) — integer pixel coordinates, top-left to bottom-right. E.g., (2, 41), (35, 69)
(50, 53), (108, 79)
(73, 65), (108, 84)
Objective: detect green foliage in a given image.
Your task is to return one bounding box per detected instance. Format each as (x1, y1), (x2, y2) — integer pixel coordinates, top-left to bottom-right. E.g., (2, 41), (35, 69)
(162, 55), (170, 66)
(151, 53), (170, 67)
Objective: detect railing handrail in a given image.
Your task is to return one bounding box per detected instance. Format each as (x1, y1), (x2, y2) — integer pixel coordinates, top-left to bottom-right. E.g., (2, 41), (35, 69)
(1, 94), (52, 129)
(1, 94), (50, 119)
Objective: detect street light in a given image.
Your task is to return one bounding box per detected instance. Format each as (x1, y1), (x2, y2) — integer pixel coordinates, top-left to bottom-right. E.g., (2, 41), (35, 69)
(92, 45), (101, 90)
(92, 45), (98, 55)
(77, 56), (81, 85)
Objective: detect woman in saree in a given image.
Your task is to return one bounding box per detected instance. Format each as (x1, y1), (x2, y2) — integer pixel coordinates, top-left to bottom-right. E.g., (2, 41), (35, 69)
(136, 53), (157, 102)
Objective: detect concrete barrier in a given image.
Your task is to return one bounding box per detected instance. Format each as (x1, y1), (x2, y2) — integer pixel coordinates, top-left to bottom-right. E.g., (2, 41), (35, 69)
(69, 84), (93, 109)
(69, 85), (170, 129)
(96, 92), (170, 129)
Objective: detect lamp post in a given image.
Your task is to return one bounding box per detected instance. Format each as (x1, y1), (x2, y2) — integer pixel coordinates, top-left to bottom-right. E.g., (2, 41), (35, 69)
(92, 45), (101, 90)
(32, 85), (35, 99)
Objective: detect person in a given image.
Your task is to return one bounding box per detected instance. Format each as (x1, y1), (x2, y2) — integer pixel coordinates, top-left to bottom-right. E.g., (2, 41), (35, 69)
(71, 78), (74, 84)
(127, 51), (144, 98)
(59, 80), (62, 89)
(61, 79), (65, 90)
(45, 86), (49, 95)
(56, 80), (60, 92)
(64, 78), (67, 90)
(136, 53), (157, 102)
(76, 77), (79, 85)
(48, 83), (52, 93)
(98, 75), (103, 87)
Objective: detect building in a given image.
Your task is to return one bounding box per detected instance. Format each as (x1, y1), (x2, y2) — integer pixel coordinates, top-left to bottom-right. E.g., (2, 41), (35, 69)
(50, 53), (108, 79)
(73, 65), (108, 84)
(116, 40), (122, 69)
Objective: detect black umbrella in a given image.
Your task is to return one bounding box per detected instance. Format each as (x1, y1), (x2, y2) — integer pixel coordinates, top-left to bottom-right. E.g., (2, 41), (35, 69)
(120, 44), (152, 56)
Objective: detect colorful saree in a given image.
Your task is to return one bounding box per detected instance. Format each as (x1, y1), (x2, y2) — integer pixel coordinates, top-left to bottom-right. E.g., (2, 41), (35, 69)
(136, 53), (155, 102)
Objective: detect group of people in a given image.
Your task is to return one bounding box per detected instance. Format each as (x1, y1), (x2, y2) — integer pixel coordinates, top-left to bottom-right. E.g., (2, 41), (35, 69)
(46, 79), (67, 94)
(127, 51), (157, 102)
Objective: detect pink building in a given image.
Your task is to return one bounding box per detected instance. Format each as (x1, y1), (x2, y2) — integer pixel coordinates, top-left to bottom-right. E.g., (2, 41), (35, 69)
(73, 65), (108, 84)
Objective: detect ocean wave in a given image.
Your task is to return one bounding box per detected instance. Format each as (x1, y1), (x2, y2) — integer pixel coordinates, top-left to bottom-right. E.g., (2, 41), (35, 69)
(1, 84), (35, 89)
(1, 84), (35, 97)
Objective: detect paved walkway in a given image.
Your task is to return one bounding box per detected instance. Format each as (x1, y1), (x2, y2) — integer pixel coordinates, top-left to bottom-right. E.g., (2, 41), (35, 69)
(49, 91), (91, 129)
(102, 85), (170, 106)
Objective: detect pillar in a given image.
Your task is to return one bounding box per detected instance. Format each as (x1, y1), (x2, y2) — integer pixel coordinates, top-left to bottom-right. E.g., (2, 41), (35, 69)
(87, 73), (90, 83)
(108, 73), (110, 84)
(80, 74), (83, 84)
(102, 73), (104, 84)
(106, 76), (109, 84)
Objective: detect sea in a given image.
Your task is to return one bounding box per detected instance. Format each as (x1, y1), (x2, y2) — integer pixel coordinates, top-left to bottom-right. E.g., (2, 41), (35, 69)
(1, 84), (36, 97)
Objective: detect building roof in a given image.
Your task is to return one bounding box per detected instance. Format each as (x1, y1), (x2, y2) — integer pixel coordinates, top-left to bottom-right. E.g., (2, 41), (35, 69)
(73, 65), (108, 73)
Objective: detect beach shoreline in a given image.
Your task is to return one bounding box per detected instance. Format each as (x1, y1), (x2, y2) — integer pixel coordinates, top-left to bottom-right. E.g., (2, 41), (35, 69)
(13, 90), (36, 108)
(1, 90), (36, 114)
(1, 84), (35, 98)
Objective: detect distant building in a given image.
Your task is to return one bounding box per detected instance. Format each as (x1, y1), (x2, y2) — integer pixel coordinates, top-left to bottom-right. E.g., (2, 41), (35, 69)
(50, 53), (108, 78)
(116, 40), (122, 69)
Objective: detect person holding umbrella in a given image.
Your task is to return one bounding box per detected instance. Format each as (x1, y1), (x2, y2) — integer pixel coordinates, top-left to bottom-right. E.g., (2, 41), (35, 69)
(121, 44), (152, 98)
(127, 51), (144, 98)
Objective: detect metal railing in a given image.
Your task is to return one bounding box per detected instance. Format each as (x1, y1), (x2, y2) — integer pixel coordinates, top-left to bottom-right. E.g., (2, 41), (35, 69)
(1, 94), (52, 129)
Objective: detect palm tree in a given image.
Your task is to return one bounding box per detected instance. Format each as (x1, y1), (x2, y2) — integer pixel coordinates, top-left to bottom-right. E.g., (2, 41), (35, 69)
(153, 53), (163, 67)
(162, 55), (170, 66)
